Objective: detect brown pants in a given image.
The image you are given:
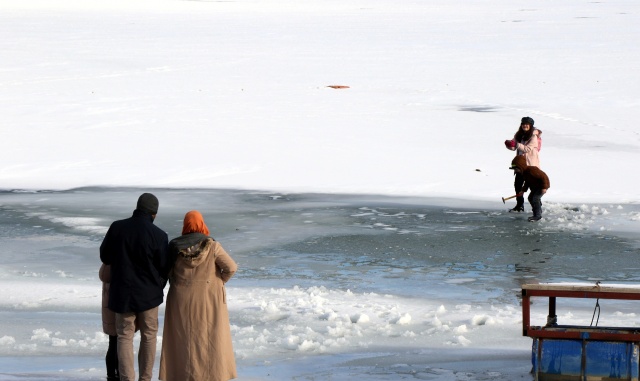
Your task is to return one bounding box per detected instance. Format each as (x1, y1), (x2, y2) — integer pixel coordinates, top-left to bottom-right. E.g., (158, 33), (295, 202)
(116, 307), (158, 381)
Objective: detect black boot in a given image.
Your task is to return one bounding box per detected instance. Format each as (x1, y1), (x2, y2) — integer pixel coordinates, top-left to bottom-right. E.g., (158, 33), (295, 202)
(106, 335), (119, 380)
(509, 205), (524, 212)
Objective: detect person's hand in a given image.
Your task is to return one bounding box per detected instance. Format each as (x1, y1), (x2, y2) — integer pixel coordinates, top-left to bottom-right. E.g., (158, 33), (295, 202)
(504, 139), (516, 150)
(516, 192), (524, 197)
(542, 189), (547, 194)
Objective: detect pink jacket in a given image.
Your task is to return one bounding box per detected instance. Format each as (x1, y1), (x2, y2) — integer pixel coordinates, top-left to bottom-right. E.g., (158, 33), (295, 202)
(511, 129), (540, 168)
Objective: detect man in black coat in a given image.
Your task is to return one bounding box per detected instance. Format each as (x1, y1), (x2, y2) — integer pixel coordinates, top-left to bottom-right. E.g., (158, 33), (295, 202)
(100, 193), (170, 381)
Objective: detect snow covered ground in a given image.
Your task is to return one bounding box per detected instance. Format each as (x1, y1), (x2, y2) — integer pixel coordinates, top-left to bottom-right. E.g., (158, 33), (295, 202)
(1, 0), (639, 380)
(1, 0), (639, 202)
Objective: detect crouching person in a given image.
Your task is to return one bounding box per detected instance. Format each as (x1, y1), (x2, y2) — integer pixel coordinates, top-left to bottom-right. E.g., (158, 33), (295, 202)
(509, 155), (550, 222)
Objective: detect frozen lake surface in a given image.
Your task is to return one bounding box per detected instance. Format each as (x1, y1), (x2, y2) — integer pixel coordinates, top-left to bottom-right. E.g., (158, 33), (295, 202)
(1, 188), (639, 380)
(2, 0), (640, 378)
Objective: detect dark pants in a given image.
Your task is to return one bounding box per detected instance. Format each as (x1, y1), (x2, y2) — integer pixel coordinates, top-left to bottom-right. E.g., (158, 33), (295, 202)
(528, 189), (544, 218)
(514, 173), (525, 207)
(106, 334), (119, 378)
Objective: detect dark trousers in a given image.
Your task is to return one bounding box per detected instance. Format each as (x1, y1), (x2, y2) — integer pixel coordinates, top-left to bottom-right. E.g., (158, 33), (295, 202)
(514, 173), (525, 207)
(528, 189), (544, 218)
(106, 334), (119, 378)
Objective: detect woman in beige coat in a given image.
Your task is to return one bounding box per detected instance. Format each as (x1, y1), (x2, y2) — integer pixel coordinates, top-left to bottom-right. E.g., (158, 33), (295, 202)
(159, 210), (238, 381)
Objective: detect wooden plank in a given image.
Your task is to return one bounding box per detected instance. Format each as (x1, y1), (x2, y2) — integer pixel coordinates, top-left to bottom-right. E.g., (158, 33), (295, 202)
(525, 328), (640, 342)
(523, 283), (640, 294)
(523, 289), (640, 300)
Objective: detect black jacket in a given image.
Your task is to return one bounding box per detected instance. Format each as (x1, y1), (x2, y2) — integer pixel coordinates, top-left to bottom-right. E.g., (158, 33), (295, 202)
(100, 209), (170, 313)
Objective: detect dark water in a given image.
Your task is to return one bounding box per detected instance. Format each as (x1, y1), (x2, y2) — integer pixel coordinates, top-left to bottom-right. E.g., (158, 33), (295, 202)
(2, 187), (639, 304)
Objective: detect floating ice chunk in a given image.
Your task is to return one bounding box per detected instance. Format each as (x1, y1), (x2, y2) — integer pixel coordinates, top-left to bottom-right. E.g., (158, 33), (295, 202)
(614, 311), (637, 317)
(298, 339), (319, 352)
(233, 325), (255, 334)
(392, 313), (411, 325)
(327, 323), (348, 338)
(285, 335), (300, 349)
(31, 328), (52, 341)
(93, 332), (108, 344)
(471, 314), (493, 326)
(350, 313), (370, 324)
(471, 315), (502, 325)
(55, 270), (70, 278)
(455, 304), (471, 313)
(47, 216), (107, 234)
(17, 344), (37, 351)
(561, 312), (574, 320)
(52, 337), (67, 347)
(19, 271), (45, 278)
(456, 335), (471, 346)
(453, 324), (468, 334)
(319, 310), (338, 321)
(260, 301), (281, 314)
(0, 336), (15, 346)
(15, 301), (41, 309)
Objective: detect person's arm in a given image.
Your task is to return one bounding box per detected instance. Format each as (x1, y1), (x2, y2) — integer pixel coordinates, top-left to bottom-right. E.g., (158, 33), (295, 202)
(99, 226), (113, 265)
(99, 263), (110, 283)
(214, 243), (237, 283)
(156, 233), (170, 287)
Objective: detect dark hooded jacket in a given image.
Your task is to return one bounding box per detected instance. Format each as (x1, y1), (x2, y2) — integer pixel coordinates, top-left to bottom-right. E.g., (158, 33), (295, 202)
(100, 209), (170, 313)
(511, 155), (550, 192)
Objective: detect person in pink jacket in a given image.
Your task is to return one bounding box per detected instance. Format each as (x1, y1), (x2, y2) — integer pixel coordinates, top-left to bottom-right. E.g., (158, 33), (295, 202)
(504, 116), (541, 212)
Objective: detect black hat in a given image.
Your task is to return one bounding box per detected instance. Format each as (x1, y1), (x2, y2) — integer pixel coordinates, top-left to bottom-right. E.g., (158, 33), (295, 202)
(137, 193), (159, 215)
(521, 116), (535, 126)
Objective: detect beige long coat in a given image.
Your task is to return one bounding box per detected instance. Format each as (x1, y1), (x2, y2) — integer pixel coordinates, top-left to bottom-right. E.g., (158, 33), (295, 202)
(159, 235), (238, 381)
(99, 264), (117, 336)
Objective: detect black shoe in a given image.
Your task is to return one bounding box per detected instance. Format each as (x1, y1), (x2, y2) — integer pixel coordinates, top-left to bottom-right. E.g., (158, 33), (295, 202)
(509, 206), (524, 213)
(528, 216), (542, 222)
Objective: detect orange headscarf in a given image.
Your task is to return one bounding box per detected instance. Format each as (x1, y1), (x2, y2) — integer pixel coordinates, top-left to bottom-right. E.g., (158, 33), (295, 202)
(181, 210), (210, 236)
